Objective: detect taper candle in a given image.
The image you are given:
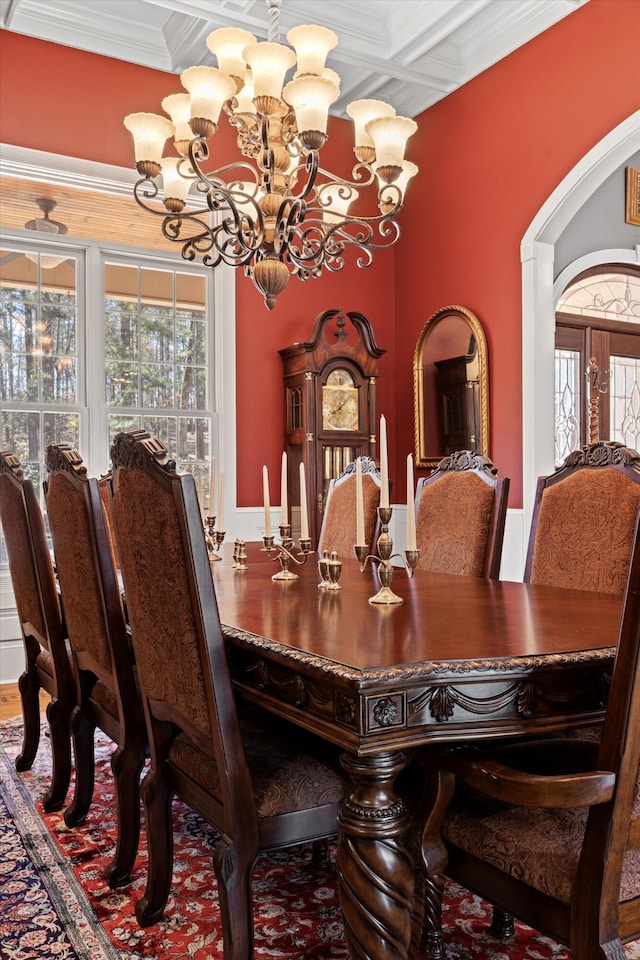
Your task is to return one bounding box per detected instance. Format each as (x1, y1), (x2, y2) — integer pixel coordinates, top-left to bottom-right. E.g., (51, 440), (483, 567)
(208, 455), (216, 515)
(280, 452), (288, 525)
(379, 414), (389, 508)
(299, 462), (309, 540)
(217, 469), (225, 529)
(406, 453), (417, 551)
(356, 457), (365, 546)
(262, 465), (272, 537)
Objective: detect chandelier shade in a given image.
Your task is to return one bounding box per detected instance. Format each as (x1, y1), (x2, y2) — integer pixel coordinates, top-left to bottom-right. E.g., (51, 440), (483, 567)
(123, 0), (419, 309)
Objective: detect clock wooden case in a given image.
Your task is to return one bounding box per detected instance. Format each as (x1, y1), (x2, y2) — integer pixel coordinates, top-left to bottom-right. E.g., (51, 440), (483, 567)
(279, 309), (385, 545)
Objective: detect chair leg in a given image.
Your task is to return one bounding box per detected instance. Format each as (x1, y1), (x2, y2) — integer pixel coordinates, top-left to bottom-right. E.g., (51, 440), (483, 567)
(417, 767), (456, 960)
(42, 695), (72, 812)
(311, 838), (330, 868)
(64, 706), (95, 827)
(135, 769), (174, 927)
(214, 837), (255, 960)
(15, 663), (42, 772)
(104, 743), (145, 889)
(490, 905), (515, 940)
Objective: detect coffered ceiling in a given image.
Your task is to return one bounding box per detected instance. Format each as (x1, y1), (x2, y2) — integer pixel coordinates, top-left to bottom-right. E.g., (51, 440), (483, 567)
(1, 0), (588, 119)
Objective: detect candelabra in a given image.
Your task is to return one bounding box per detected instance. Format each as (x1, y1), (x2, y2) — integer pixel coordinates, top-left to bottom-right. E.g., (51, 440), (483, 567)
(263, 523), (313, 580)
(354, 506), (420, 604)
(317, 549), (343, 589)
(204, 515), (225, 560)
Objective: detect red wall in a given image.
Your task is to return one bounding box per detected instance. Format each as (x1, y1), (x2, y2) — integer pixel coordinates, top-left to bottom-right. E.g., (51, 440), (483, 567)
(395, 0), (640, 506)
(1, 0), (639, 508)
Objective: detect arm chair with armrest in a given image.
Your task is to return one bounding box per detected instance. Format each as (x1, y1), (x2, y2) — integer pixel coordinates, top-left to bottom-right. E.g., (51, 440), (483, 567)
(414, 450), (509, 578)
(417, 442), (640, 952)
(44, 444), (146, 888)
(0, 450), (75, 811)
(109, 430), (349, 956)
(318, 457), (381, 557)
(419, 506), (640, 960)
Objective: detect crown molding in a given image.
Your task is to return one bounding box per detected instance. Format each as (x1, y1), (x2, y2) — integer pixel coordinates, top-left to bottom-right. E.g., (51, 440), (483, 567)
(0, 144), (136, 197)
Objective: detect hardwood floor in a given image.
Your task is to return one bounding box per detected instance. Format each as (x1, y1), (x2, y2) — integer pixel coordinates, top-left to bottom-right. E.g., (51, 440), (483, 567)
(0, 682), (48, 721)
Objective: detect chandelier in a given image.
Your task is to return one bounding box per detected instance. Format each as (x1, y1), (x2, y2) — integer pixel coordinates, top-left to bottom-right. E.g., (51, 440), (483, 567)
(124, 0), (418, 309)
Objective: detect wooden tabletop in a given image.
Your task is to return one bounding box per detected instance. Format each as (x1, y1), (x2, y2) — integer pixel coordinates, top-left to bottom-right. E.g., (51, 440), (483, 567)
(211, 542), (620, 677)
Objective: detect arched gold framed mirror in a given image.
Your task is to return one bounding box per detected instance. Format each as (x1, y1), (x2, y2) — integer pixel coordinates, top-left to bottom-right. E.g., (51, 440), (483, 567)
(413, 305), (489, 469)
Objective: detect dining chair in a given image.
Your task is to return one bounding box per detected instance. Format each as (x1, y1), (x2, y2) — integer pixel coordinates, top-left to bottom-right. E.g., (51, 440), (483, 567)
(318, 456), (381, 556)
(0, 449), (75, 811)
(44, 443), (146, 888)
(109, 429), (349, 953)
(525, 440), (640, 592)
(487, 438), (640, 947)
(413, 450), (509, 578)
(418, 503), (640, 960)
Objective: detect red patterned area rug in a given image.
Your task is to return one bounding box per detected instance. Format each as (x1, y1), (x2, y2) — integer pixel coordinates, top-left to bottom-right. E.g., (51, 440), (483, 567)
(2, 717), (638, 960)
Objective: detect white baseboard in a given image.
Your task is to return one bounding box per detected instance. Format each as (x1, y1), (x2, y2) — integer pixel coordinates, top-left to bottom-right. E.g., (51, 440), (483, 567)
(0, 506), (527, 685)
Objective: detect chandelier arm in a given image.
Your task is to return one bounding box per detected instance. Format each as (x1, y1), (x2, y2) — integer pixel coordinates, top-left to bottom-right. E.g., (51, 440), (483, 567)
(132, 178), (211, 218)
(157, 196), (265, 259)
(295, 152), (319, 202)
(273, 196), (307, 255)
(316, 162), (377, 189)
(285, 215), (401, 275)
(164, 213), (259, 270)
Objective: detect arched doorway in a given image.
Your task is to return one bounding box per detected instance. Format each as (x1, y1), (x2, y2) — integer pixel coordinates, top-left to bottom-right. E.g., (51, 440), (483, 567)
(520, 111), (640, 536)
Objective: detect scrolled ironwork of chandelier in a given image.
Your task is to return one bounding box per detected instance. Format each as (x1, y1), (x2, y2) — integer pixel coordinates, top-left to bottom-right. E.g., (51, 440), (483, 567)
(124, 0), (418, 309)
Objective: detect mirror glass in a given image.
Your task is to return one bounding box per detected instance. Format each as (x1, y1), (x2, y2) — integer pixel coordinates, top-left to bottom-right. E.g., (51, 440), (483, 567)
(413, 305), (489, 468)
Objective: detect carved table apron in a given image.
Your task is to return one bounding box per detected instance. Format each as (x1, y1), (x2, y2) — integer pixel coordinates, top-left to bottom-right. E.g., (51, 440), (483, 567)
(212, 549), (618, 960)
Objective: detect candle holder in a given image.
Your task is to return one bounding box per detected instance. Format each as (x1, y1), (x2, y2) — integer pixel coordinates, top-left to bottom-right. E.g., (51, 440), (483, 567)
(318, 549), (342, 590)
(263, 523), (313, 581)
(355, 506), (420, 604)
(232, 539), (248, 571)
(205, 516), (225, 561)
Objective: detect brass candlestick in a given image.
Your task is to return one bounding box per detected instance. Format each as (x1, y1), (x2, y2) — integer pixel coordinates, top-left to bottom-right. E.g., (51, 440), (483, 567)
(355, 506), (420, 604)
(205, 516), (225, 561)
(263, 524), (313, 581)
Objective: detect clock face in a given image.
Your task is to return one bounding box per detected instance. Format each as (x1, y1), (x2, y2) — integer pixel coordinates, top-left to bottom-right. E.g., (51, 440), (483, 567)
(322, 369), (359, 431)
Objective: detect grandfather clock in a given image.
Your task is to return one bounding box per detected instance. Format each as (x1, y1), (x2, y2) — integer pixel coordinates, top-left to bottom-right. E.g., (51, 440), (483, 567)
(279, 309), (385, 544)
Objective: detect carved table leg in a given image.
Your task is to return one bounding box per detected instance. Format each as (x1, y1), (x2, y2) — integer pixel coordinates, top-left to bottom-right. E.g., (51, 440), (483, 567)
(337, 751), (414, 960)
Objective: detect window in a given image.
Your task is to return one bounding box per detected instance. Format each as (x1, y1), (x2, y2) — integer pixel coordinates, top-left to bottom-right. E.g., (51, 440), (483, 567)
(0, 249), (81, 502)
(103, 260), (211, 495)
(1, 239), (215, 555)
(554, 267), (640, 464)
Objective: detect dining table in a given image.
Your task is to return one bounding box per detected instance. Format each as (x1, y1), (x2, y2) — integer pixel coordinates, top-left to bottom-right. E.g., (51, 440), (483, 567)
(211, 540), (620, 960)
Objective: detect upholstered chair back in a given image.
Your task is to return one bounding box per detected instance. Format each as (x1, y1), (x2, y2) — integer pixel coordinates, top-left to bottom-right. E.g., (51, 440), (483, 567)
(318, 458), (381, 557)
(526, 442), (640, 594)
(46, 446), (115, 675)
(109, 430), (248, 797)
(415, 450), (509, 579)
